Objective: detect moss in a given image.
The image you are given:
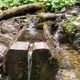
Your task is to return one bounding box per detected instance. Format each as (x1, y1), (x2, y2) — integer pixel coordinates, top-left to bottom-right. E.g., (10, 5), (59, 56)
(37, 13), (44, 22)
(36, 22), (44, 29)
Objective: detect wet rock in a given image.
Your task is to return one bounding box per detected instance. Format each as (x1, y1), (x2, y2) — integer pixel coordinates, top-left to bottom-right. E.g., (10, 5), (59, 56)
(6, 42), (30, 80)
(0, 43), (7, 55)
(53, 26), (64, 43)
(56, 69), (79, 80)
(73, 29), (80, 50)
(61, 56), (72, 69)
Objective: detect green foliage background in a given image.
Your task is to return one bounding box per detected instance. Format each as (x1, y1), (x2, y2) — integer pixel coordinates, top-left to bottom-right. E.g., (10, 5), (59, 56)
(0, 0), (78, 9)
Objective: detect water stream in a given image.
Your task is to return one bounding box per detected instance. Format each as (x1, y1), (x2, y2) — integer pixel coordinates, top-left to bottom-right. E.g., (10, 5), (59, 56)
(28, 44), (33, 80)
(25, 17), (37, 80)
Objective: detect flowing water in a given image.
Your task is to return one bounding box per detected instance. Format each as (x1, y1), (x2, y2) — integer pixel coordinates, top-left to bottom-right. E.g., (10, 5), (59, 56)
(18, 16), (45, 42)
(23, 17), (45, 80)
(28, 44), (33, 80)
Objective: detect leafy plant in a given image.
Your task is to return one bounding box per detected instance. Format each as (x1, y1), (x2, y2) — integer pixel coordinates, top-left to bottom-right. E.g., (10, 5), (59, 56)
(0, 0), (77, 9)
(0, 0), (7, 8)
(43, 0), (77, 10)
(61, 16), (80, 32)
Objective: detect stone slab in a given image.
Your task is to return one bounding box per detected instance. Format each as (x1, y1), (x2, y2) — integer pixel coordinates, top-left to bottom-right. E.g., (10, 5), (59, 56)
(33, 42), (49, 50)
(5, 41), (30, 80)
(10, 41), (30, 50)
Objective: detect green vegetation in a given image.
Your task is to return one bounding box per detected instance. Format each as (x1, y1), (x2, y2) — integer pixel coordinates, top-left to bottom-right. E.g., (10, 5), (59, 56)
(0, 0), (6, 8)
(61, 16), (80, 32)
(43, 0), (76, 10)
(0, 0), (78, 9)
(61, 16), (80, 43)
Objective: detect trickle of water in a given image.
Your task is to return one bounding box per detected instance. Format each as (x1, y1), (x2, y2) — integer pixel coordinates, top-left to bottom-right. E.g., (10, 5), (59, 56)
(26, 18), (37, 36)
(28, 44), (33, 80)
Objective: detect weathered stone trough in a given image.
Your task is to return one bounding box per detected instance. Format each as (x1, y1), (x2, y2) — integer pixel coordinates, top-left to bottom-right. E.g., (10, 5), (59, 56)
(0, 14), (59, 80)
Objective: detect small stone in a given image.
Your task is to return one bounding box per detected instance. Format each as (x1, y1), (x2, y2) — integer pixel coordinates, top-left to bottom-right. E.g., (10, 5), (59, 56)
(61, 57), (72, 69)
(75, 33), (80, 38)
(71, 10), (78, 16)
(65, 14), (72, 18)
(56, 69), (78, 80)
(61, 7), (66, 13)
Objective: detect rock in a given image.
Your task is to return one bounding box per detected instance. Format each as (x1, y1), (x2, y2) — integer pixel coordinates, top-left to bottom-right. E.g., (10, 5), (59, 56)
(75, 32), (80, 38)
(73, 30), (80, 50)
(61, 56), (72, 69)
(0, 33), (14, 41)
(56, 69), (79, 80)
(0, 43), (7, 55)
(0, 35), (11, 46)
(73, 38), (80, 50)
(1, 23), (18, 33)
(53, 26), (64, 43)
(71, 10), (78, 16)
(65, 14), (72, 18)
(61, 7), (66, 13)
(0, 19), (21, 33)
